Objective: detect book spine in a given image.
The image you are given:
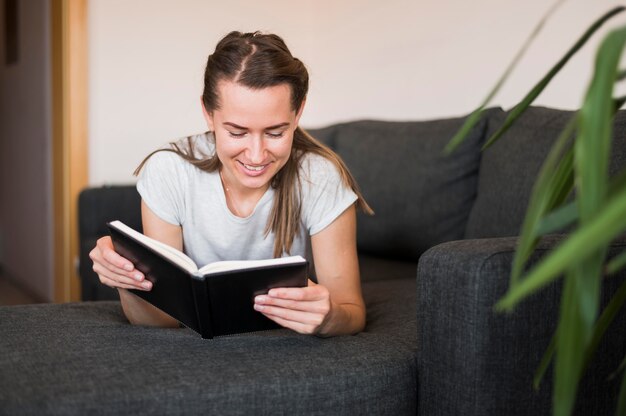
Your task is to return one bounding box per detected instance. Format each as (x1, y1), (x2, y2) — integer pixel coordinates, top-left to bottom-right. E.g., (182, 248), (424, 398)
(190, 276), (213, 339)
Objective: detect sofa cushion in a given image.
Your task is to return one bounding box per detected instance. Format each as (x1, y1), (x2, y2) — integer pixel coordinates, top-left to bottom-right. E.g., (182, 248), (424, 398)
(306, 125), (337, 148)
(358, 254), (418, 282)
(0, 278), (417, 415)
(329, 112), (496, 261)
(465, 106), (626, 239)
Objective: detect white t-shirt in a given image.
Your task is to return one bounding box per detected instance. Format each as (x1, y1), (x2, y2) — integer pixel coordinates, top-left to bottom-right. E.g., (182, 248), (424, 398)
(136, 132), (357, 266)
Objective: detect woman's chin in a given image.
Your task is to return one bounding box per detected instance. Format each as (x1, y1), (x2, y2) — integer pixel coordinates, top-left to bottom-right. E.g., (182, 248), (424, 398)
(234, 170), (274, 191)
(233, 162), (276, 188)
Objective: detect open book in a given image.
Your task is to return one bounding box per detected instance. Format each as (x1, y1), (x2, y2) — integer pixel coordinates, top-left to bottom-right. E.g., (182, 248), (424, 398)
(107, 220), (308, 338)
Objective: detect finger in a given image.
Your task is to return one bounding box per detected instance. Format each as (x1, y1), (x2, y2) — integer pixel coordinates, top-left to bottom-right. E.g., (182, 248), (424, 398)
(91, 256), (143, 280)
(267, 285), (327, 301)
(92, 261), (144, 285)
(93, 265), (142, 289)
(99, 274), (150, 291)
(255, 295), (330, 315)
(91, 238), (144, 280)
(254, 304), (325, 328)
(260, 313), (317, 335)
(96, 236), (138, 273)
(105, 262), (145, 281)
(93, 263), (152, 290)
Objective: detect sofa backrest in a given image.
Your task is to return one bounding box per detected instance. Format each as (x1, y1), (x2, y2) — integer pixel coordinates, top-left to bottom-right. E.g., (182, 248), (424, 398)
(78, 186), (142, 301)
(309, 111), (494, 262)
(79, 113), (492, 299)
(81, 106), (626, 294)
(464, 106), (626, 239)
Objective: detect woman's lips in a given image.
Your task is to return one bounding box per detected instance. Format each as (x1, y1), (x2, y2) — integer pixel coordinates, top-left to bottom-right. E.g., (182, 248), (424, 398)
(237, 160), (270, 177)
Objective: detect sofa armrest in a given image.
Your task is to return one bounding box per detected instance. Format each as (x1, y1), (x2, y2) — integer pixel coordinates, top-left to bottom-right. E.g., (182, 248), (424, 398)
(416, 235), (626, 416)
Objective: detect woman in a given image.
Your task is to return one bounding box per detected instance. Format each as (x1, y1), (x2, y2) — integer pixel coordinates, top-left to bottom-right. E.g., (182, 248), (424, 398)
(90, 31), (372, 337)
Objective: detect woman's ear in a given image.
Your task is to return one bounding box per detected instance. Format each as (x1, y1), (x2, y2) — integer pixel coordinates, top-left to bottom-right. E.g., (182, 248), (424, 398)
(200, 98), (215, 131)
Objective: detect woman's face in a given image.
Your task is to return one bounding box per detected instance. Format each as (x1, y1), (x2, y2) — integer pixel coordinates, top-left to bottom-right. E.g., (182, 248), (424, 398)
(203, 80), (304, 195)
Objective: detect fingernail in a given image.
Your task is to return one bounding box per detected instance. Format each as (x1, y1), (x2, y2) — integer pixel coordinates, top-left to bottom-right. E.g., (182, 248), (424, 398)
(133, 273), (143, 281)
(254, 304), (264, 311)
(255, 296), (266, 303)
(124, 264), (133, 271)
(141, 281), (152, 289)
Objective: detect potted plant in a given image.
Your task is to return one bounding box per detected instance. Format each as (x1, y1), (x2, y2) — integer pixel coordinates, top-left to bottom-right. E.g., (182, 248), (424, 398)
(447, 5), (626, 416)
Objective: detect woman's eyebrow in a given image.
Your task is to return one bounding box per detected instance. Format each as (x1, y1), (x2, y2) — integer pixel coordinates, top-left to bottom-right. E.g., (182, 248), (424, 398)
(265, 122), (290, 130)
(223, 122), (290, 130)
(223, 122), (247, 130)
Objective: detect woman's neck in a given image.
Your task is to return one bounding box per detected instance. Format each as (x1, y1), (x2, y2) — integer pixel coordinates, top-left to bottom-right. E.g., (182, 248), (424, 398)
(219, 169), (269, 217)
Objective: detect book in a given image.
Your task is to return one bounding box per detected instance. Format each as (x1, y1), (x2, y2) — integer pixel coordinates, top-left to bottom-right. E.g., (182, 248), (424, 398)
(107, 220), (308, 338)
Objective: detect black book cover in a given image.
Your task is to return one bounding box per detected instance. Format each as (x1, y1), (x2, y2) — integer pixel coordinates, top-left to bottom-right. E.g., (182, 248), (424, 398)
(108, 223), (308, 338)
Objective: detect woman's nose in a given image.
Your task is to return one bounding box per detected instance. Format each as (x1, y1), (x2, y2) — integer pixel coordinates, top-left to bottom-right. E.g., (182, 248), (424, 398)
(247, 135), (266, 163)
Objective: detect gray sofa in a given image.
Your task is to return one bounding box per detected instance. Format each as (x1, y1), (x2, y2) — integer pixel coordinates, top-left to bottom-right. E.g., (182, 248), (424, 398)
(2, 106), (626, 415)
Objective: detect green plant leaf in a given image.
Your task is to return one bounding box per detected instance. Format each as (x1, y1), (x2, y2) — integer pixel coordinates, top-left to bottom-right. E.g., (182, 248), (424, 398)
(555, 255), (605, 416)
(534, 202), (578, 236)
(603, 165), (626, 280)
(482, 6), (626, 150)
(534, 153), (626, 237)
(534, 333), (556, 390)
(583, 277), (626, 376)
(510, 117), (576, 286)
(443, 0), (570, 155)
(617, 362), (626, 416)
(496, 183), (626, 312)
(612, 354), (626, 381)
(444, 108), (489, 155)
(499, 23), (626, 306)
(531, 283), (626, 398)
(571, 24), (626, 338)
(553, 269), (588, 416)
(576, 33), (622, 224)
(606, 250), (626, 276)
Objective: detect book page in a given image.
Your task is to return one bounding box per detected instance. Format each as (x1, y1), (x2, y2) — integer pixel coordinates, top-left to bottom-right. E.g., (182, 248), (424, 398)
(109, 220), (198, 273)
(197, 255), (306, 276)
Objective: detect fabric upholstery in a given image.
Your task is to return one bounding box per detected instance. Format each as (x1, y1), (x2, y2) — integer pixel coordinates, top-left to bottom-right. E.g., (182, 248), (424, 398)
(0, 278), (416, 415)
(358, 254), (417, 282)
(465, 107), (626, 239)
(417, 235), (626, 416)
(329, 111), (498, 261)
(307, 125), (338, 149)
(79, 186), (142, 301)
(64, 105), (626, 416)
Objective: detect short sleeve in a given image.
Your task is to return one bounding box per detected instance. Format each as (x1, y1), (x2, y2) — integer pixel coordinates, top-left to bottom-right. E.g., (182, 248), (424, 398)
(300, 154), (358, 235)
(136, 150), (189, 225)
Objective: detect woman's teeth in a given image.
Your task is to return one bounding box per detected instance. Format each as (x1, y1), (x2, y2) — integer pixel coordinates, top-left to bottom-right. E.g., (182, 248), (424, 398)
(244, 163), (265, 171)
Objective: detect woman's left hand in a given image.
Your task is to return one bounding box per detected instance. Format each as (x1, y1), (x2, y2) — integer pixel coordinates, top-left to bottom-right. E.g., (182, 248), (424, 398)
(254, 279), (333, 335)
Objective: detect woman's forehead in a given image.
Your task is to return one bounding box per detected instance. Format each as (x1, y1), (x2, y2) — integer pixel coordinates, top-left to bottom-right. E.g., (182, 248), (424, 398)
(214, 81), (295, 126)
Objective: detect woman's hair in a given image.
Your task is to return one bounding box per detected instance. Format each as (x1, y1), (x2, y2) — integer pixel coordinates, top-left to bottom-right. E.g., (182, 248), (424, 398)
(135, 31), (372, 257)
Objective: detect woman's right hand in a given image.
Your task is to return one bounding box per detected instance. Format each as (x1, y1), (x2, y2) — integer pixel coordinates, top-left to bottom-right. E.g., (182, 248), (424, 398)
(89, 236), (152, 291)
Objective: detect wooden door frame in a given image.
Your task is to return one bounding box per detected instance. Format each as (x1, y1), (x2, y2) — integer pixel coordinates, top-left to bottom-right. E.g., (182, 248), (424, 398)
(51, 0), (88, 302)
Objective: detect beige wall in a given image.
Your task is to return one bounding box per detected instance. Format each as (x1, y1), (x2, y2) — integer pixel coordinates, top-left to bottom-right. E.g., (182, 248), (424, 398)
(88, 0), (626, 185)
(0, 0), (53, 301)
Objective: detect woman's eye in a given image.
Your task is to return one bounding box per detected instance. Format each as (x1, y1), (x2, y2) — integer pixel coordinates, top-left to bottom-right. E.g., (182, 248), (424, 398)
(266, 132), (284, 138)
(228, 131), (246, 138)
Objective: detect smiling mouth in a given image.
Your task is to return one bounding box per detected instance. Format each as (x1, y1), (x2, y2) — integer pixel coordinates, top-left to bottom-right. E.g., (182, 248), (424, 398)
(239, 161), (269, 172)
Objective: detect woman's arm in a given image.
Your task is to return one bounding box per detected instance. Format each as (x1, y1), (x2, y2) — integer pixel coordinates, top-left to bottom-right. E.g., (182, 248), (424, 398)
(254, 204), (365, 336)
(90, 200), (183, 328)
(118, 201), (184, 327)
